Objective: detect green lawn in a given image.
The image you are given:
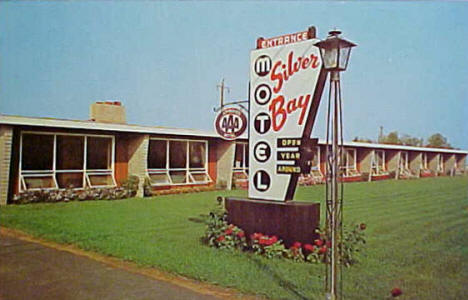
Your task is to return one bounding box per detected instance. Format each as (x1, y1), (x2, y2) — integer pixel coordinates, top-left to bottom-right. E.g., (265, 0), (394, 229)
(1, 177), (467, 299)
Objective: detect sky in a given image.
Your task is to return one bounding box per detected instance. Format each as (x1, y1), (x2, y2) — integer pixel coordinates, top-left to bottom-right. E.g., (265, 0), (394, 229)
(1, 1), (467, 149)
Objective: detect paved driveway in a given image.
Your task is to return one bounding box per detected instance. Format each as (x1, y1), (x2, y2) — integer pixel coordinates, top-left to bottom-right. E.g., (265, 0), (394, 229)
(0, 235), (220, 300)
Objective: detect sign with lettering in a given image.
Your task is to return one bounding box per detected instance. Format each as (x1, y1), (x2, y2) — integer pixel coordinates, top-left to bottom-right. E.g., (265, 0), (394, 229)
(257, 30), (310, 49)
(249, 30), (325, 201)
(215, 108), (247, 140)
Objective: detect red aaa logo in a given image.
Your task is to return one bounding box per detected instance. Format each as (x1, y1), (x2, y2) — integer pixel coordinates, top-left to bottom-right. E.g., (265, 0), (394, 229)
(215, 108), (247, 140)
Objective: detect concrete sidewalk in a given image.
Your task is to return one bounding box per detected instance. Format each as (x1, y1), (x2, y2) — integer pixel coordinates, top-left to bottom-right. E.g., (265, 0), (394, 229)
(0, 235), (221, 300)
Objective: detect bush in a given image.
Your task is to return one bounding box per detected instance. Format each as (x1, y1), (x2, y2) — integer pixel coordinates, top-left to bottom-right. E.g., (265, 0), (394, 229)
(251, 233), (287, 259)
(143, 177), (152, 197)
(12, 186), (134, 205)
(121, 175), (139, 197)
(202, 199), (247, 250)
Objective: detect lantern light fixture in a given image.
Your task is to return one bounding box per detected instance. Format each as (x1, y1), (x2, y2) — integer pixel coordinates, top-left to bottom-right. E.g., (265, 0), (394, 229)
(315, 30), (356, 72)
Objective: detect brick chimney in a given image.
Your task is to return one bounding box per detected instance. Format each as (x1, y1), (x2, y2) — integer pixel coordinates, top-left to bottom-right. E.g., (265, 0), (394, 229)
(89, 101), (126, 124)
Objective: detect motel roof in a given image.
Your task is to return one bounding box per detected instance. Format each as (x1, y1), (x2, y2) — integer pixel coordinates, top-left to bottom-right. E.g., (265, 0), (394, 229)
(0, 113), (219, 138)
(1, 114), (467, 155)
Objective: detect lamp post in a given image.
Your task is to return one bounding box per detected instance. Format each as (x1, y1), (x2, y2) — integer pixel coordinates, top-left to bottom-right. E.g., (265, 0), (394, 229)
(315, 30), (356, 300)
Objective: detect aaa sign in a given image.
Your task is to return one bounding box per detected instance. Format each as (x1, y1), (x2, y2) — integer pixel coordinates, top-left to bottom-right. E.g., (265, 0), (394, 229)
(215, 108), (247, 140)
(249, 37), (322, 201)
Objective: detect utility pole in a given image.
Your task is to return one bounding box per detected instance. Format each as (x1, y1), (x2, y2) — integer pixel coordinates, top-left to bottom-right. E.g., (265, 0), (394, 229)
(379, 126), (384, 143)
(217, 79), (230, 109)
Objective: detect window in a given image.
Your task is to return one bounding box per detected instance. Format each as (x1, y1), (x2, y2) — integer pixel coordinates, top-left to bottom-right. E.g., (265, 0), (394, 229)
(190, 142), (206, 168)
(341, 148), (356, 169)
(22, 175), (57, 190)
(310, 147), (320, 170)
(148, 139), (167, 169)
(421, 153), (428, 169)
(233, 143), (248, 170)
(86, 136), (115, 188)
(439, 154), (445, 172)
(233, 143), (248, 180)
(147, 138), (211, 186)
(400, 152), (409, 169)
(21, 134), (54, 171)
(56, 135), (85, 188)
(20, 133), (57, 191)
(376, 150), (386, 173)
(147, 139), (171, 184)
(87, 137), (112, 169)
(169, 141), (187, 169)
(19, 132), (115, 192)
(189, 141), (208, 183)
(340, 148), (359, 177)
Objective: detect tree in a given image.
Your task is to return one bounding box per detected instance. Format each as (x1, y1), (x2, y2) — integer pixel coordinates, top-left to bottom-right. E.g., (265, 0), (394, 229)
(427, 133), (451, 148)
(381, 131), (400, 145)
(400, 134), (423, 147)
(353, 136), (373, 143)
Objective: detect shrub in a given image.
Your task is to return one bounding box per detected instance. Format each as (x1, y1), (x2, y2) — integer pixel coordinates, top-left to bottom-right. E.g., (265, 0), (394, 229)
(251, 233), (287, 259)
(285, 241), (305, 262)
(202, 201), (247, 250)
(304, 224), (367, 266)
(12, 186), (134, 205)
(143, 177), (152, 197)
(121, 175), (139, 197)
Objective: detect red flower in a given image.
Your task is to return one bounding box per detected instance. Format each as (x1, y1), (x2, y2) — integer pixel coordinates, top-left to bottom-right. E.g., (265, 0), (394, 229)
(318, 246), (327, 254)
(326, 241), (331, 248)
(304, 244), (315, 252)
(270, 236), (278, 244)
(251, 232), (263, 240)
(360, 223), (367, 230)
(224, 228), (233, 235)
(391, 288), (402, 297)
(236, 231), (245, 238)
(293, 242), (302, 249)
(314, 239), (324, 247)
(217, 235), (225, 242)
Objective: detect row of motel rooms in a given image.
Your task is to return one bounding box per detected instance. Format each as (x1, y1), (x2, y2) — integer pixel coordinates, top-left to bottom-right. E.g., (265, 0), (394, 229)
(0, 102), (466, 205)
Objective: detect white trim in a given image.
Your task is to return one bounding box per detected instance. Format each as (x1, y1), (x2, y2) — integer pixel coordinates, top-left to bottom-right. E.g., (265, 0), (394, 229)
(0, 114), (220, 138)
(2, 114), (466, 154)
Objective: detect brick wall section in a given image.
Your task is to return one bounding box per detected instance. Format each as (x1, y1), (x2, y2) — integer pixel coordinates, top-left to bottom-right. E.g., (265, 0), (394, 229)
(215, 141), (235, 190)
(428, 153), (439, 174)
(114, 135), (129, 185)
(444, 154), (456, 175)
(127, 134), (149, 197)
(386, 150), (400, 175)
(456, 155), (466, 171)
(0, 125), (13, 205)
(409, 151), (422, 177)
(357, 148), (372, 174)
(208, 141), (217, 182)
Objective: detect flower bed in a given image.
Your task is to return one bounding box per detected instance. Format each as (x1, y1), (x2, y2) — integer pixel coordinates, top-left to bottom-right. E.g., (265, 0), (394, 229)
(203, 202), (367, 266)
(12, 187), (135, 204)
(12, 176), (139, 204)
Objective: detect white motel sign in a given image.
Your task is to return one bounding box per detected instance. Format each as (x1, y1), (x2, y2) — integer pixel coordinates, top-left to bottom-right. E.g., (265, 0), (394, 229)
(249, 30), (324, 201)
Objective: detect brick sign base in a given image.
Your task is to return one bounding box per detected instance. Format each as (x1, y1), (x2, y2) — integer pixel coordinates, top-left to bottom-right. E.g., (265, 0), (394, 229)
(225, 198), (320, 247)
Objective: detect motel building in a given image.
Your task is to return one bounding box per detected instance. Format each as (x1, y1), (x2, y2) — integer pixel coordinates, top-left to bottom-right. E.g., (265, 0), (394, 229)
(0, 101), (466, 205)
